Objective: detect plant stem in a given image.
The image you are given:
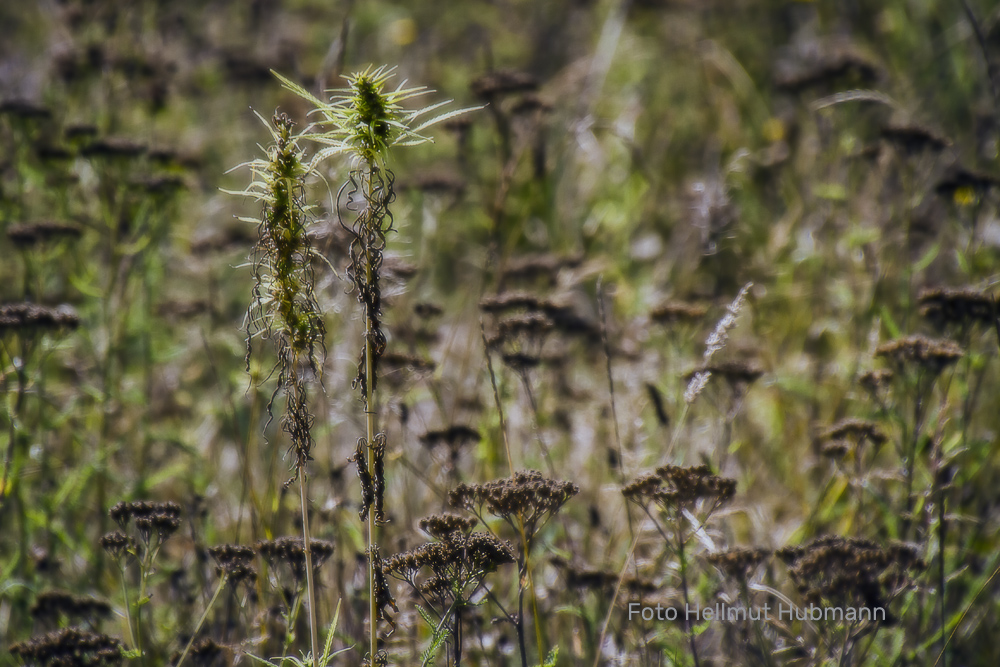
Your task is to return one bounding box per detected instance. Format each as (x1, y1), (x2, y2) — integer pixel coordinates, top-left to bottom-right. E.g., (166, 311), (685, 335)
(676, 518), (701, 667)
(453, 603), (462, 667)
(117, 564), (137, 651)
(174, 573), (229, 667)
(364, 166), (379, 665)
(515, 578), (528, 667)
(481, 321), (513, 474)
(299, 472), (320, 667)
(937, 473), (947, 667)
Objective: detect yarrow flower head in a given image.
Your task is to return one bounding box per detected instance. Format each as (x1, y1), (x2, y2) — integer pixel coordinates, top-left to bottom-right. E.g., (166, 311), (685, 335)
(623, 464), (736, 513)
(449, 470), (579, 541)
(777, 536), (923, 611)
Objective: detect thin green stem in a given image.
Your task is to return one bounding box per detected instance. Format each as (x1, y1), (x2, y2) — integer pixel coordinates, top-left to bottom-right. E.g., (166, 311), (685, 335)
(481, 321), (513, 474)
(174, 573), (229, 667)
(299, 471), (320, 667)
(117, 564), (137, 651)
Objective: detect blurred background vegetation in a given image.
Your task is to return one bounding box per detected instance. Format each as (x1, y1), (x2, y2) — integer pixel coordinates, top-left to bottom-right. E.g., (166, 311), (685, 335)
(2, 0), (1000, 665)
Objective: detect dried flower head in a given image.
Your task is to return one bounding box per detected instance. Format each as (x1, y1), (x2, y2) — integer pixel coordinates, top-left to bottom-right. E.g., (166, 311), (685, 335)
(30, 591), (112, 625)
(934, 167), (1000, 200)
(479, 291), (544, 314)
(918, 287), (996, 331)
(403, 171), (466, 195)
(820, 441), (851, 459)
(257, 536), (335, 582)
(775, 48), (881, 92)
(0, 99), (52, 119)
(623, 465), (736, 511)
(449, 470), (579, 538)
(706, 547), (771, 580)
(500, 252), (583, 285)
(383, 531), (514, 607)
(493, 312), (554, 344)
(500, 351), (542, 373)
(9, 628), (123, 666)
(6, 221), (83, 247)
(170, 638), (225, 667)
(777, 536), (923, 610)
(109, 500), (181, 545)
(551, 558), (657, 595)
(510, 93), (554, 116)
(420, 426), (481, 449)
(99, 531), (136, 561)
(109, 500), (181, 528)
(418, 513), (479, 539)
(821, 418), (888, 451)
(683, 359), (765, 387)
(134, 513), (181, 545)
(880, 122), (951, 153)
(81, 137), (147, 159)
(0, 303), (80, 334)
(413, 301), (444, 319)
(650, 300), (709, 325)
(859, 368), (894, 396)
(471, 69), (538, 99)
(64, 124), (98, 141)
(875, 335), (963, 374)
(208, 544), (258, 587)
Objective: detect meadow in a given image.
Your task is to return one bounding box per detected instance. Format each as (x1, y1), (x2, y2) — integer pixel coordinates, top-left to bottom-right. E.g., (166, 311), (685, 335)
(2, 1), (1000, 665)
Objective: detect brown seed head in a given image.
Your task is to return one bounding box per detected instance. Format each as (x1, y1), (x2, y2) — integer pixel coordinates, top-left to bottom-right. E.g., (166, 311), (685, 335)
(880, 122), (951, 153)
(419, 426), (481, 449)
(449, 470), (579, 532)
(683, 359), (765, 386)
(471, 69), (538, 99)
(822, 418), (888, 447)
(257, 536), (335, 581)
(935, 168), (1000, 198)
(81, 137), (148, 158)
(6, 221), (83, 247)
(777, 536), (923, 609)
(650, 301), (709, 325)
(9, 628), (123, 666)
(30, 590), (112, 624)
(99, 531), (136, 561)
(706, 547), (771, 580)
(859, 368), (894, 395)
(0, 303), (80, 333)
(875, 335), (963, 373)
(418, 513), (479, 539)
(918, 286), (995, 330)
(0, 99), (52, 119)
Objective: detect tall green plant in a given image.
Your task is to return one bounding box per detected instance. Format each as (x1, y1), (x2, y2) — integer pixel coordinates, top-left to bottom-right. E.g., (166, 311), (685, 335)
(232, 111), (326, 666)
(271, 66), (475, 666)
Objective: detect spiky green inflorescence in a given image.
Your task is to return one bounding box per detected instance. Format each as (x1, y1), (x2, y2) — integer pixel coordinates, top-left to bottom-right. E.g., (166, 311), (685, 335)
(231, 110), (330, 667)
(233, 112), (325, 472)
